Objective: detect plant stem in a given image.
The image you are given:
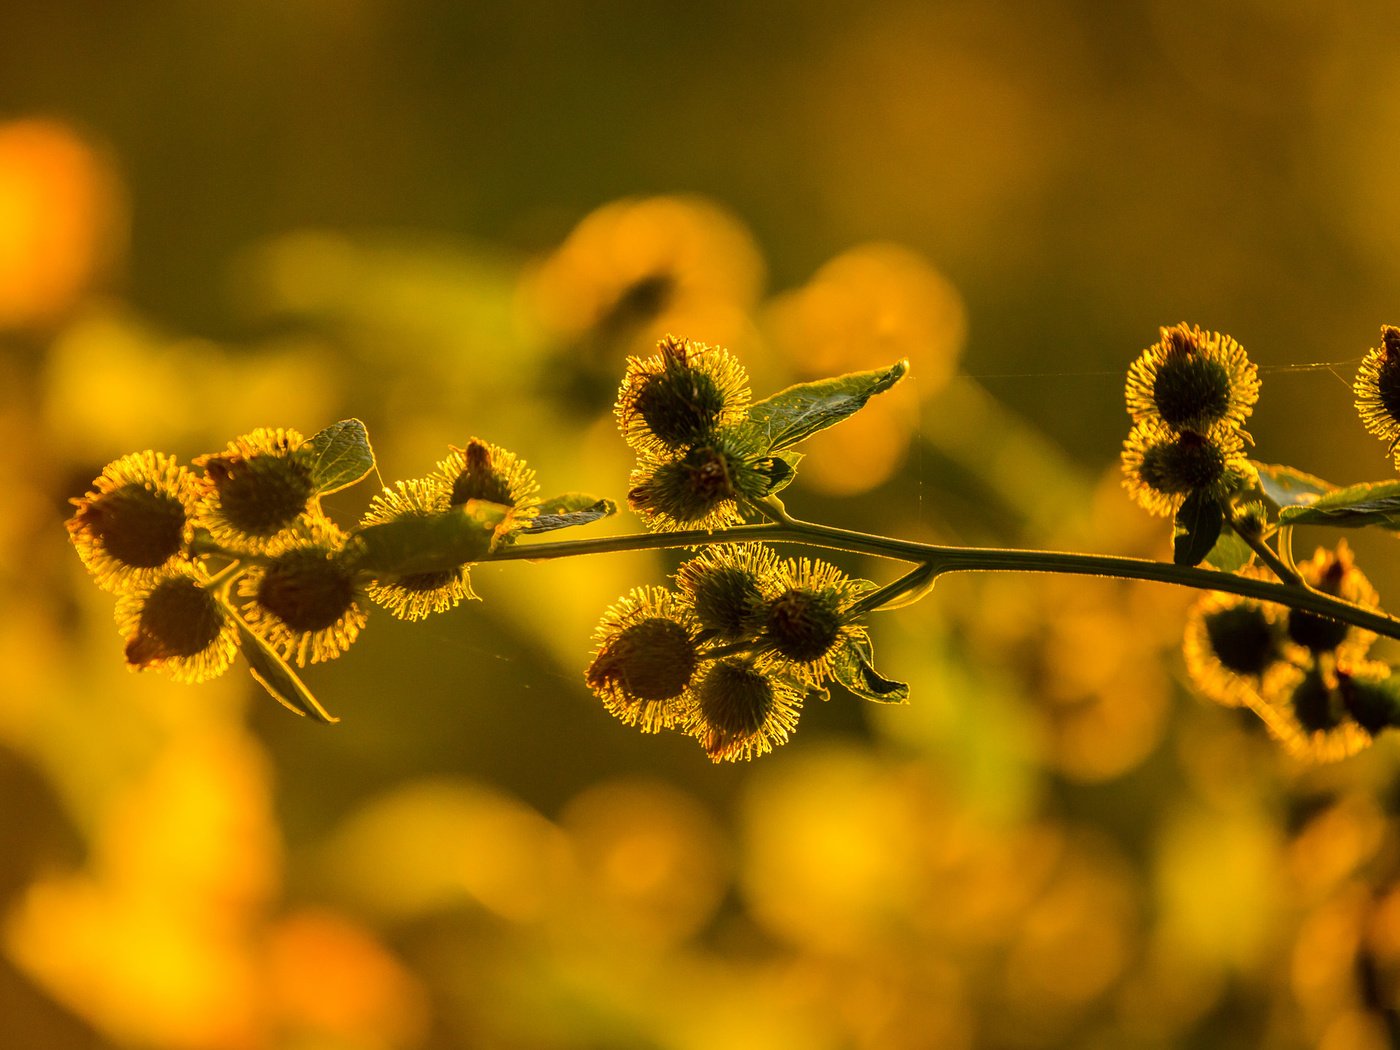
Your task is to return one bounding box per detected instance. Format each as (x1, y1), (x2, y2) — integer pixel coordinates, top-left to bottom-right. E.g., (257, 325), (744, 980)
(486, 516), (1400, 643)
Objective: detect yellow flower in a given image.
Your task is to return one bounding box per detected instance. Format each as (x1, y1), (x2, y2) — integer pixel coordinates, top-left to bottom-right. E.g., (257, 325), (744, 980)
(359, 478), (478, 621)
(116, 566), (238, 683)
(236, 519), (368, 666)
(194, 427), (319, 555)
(1125, 323), (1259, 433)
(523, 195), (764, 361)
(585, 587), (701, 734)
(67, 450), (199, 593)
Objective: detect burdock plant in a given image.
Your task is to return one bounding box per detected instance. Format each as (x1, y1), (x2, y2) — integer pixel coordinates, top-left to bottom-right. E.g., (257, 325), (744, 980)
(68, 325), (1400, 763)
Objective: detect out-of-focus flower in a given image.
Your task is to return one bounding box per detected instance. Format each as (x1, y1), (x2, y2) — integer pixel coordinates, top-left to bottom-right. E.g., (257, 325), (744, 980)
(765, 243), (965, 494)
(522, 195), (764, 380)
(0, 118), (126, 329)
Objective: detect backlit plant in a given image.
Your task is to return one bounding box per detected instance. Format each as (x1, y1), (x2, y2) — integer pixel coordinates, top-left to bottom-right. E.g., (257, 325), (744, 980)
(68, 327), (1400, 762)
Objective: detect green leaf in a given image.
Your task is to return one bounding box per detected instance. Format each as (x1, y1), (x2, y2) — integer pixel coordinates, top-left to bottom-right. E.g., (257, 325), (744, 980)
(746, 360), (909, 452)
(1204, 529), (1253, 573)
(350, 500), (511, 575)
(1173, 490), (1224, 567)
(232, 613), (339, 723)
(1279, 479), (1400, 530)
(757, 451), (804, 496)
(526, 495), (617, 533)
(1251, 461), (1336, 510)
(832, 634), (910, 704)
(307, 418), (376, 495)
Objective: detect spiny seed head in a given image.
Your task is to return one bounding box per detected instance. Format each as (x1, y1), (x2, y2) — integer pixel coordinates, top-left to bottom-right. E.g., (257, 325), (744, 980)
(257, 549), (357, 633)
(765, 589), (843, 663)
(117, 571), (237, 683)
(675, 544), (781, 640)
(194, 428), (317, 553)
(616, 335), (751, 455)
(693, 658), (803, 762)
(1121, 420), (1249, 517)
(237, 521), (368, 666)
(1354, 324), (1400, 451)
(699, 659), (774, 739)
(68, 451), (199, 592)
(1125, 322), (1259, 432)
(586, 587), (702, 734)
(627, 437), (766, 532)
(588, 618), (698, 703)
(359, 477), (478, 620)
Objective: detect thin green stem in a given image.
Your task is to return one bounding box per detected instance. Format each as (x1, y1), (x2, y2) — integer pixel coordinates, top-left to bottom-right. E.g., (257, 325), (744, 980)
(1221, 501), (1301, 586)
(486, 516), (1400, 643)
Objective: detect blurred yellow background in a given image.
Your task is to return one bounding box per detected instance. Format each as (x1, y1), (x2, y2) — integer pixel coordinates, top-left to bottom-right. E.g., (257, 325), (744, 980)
(4, 3), (1400, 1047)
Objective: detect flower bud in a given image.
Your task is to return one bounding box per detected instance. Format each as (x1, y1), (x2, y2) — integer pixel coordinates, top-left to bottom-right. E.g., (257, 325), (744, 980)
(627, 436), (766, 531)
(359, 478), (477, 620)
(437, 438), (538, 509)
(1121, 421), (1250, 517)
(674, 543), (780, 640)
